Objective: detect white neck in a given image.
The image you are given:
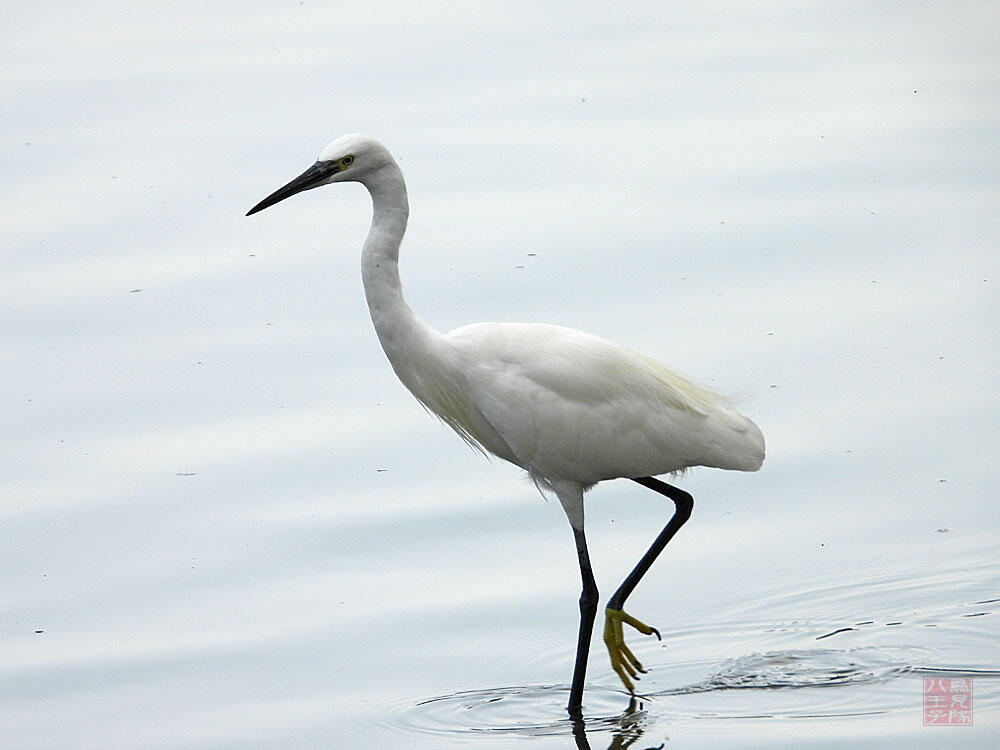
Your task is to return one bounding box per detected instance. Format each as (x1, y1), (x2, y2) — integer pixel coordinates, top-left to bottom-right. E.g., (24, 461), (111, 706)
(359, 163), (441, 395)
(356, 158), (508, 460)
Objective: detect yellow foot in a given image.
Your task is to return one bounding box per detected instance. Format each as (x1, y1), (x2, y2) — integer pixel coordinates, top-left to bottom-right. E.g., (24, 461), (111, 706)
(603, 607), (661, 693)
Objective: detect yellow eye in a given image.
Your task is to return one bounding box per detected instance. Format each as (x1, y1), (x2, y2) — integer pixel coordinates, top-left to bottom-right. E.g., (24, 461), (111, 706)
(341, 155), (354, 166)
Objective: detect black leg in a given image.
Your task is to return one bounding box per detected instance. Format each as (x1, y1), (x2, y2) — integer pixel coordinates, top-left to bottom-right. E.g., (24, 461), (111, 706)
(607, 477), (693, 612)
(567, 524), (599, 716)
(602, 477), (693, 691)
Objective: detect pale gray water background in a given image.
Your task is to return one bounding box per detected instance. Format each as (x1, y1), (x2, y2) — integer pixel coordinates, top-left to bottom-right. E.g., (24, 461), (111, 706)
(3, 1), (999, 747)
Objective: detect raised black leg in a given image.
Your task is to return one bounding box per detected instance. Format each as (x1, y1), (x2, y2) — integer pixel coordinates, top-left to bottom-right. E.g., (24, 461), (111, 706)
(601, 477), (693, 691)
(567, 524), (599, 716)
(607, 477), (693, 612)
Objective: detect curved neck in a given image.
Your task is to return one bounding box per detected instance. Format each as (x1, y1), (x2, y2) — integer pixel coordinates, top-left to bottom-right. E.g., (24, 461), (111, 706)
(360, 164), (439, 389)
(362, 165), (410, 265)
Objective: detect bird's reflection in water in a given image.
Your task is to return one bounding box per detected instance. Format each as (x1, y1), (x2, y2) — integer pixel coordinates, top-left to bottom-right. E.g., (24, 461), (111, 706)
(570, 698), (664, 750)
(403, 685), (666, 745)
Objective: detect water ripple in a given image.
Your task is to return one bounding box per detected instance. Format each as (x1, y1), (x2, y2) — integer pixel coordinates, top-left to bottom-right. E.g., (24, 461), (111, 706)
(660, 646), (918, 694)
(392, 684), (639, 738)
(387, 641), (1000, 740)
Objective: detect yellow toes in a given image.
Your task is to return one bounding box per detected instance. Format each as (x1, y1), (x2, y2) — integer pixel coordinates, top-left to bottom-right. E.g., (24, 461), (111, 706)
(603, 607), (661, 693)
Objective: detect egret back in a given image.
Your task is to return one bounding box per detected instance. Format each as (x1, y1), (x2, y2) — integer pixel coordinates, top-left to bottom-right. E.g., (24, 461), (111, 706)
(436, 322), (764, 486)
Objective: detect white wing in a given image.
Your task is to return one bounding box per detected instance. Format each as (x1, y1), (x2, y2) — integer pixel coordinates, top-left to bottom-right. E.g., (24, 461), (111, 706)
(439, 322), (764, 487)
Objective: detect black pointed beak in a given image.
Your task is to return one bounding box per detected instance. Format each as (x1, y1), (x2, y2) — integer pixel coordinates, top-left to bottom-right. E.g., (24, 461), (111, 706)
(246, 161), (338, 216)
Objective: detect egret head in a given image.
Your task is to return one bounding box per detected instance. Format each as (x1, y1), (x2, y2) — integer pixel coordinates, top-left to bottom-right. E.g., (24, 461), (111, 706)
(246, 134), (393, 216)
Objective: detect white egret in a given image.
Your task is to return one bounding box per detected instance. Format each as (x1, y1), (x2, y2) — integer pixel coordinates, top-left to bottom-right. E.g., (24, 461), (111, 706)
(247, 134), (764, 715)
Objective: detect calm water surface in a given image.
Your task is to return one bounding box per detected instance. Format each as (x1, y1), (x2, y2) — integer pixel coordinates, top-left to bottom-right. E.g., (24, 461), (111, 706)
(4, 1), (998, 747)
